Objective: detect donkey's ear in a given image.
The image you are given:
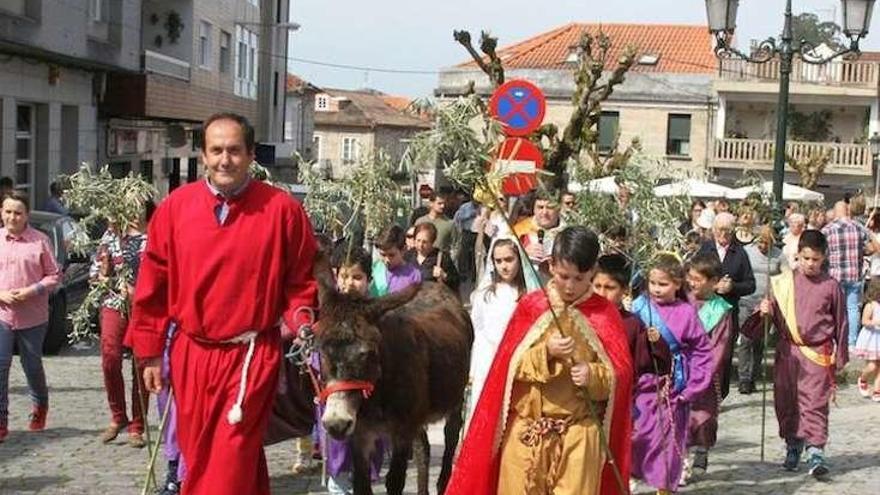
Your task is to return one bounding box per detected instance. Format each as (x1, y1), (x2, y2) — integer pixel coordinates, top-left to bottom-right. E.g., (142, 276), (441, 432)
(313, 249), (337, 308)
(366, 284), (419, 320)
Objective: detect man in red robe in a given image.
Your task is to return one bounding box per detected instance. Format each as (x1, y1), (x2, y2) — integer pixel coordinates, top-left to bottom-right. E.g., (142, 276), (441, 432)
(130, 113), (317, 495)
(447, 226), (633, 495)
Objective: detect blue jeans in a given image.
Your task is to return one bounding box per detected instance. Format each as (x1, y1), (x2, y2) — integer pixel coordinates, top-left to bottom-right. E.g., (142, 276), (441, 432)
(840, 281), (863, 348)
(0, 321), (49, 424)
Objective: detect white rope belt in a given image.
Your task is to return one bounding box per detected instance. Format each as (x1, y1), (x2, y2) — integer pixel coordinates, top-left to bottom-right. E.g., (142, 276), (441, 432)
(222, 331), (259, 425)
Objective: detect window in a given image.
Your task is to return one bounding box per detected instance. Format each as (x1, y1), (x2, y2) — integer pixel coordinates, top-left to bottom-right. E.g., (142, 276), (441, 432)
(315, 95), (329, 111)
(313, 135), (322, 161)
(234, 26), (259, 99)
(199, 21), (212, 68)
(597, 111), (620, 153)
(666, 114), (692, 156)
(219, 31), (231, 73)
(15, 104), (35, 200)
(342, 137), (359, 163)
(90, 0), (106, 22)
(109, 161), (131, 179)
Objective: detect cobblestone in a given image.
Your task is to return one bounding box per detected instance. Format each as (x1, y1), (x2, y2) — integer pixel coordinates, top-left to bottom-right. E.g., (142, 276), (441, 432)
(1, 345), (878, 494)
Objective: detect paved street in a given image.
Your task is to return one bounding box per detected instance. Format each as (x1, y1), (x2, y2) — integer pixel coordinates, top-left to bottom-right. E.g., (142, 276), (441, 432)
(1, 345), (879, 494)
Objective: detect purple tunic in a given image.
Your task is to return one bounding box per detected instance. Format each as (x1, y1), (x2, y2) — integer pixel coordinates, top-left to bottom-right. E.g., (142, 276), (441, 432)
(631, 298), (713, 491)
(686, 298), (734, 449)
(386, 263), (421, 295)
(741, 270), (848, 448)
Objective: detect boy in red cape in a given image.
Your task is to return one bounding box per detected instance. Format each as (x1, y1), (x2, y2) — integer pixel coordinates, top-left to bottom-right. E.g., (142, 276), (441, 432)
(447, 226), (633, 495)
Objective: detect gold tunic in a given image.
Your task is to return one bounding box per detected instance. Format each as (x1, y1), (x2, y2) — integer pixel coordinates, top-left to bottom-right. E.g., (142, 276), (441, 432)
(497, 300), (613, 495)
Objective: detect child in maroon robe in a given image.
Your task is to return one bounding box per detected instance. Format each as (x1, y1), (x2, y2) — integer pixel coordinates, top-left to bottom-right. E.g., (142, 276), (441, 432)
(683, 253), (734, 483)
(742, 230), (847, 479)
(593, 254), (671, 380)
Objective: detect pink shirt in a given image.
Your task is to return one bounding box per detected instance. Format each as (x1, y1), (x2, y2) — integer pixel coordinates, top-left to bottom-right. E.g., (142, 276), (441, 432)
(0, 226), (61, 330)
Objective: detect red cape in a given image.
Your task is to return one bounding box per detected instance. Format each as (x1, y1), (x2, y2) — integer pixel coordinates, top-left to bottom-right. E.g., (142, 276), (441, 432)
(447, 290), (633, 495)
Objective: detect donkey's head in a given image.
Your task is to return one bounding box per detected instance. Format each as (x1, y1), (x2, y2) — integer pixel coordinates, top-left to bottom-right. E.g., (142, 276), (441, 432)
(316, 280), (417, 440)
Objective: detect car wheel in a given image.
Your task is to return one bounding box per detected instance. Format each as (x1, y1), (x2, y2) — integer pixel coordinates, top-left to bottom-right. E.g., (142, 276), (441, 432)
(43, 293), (68, 355)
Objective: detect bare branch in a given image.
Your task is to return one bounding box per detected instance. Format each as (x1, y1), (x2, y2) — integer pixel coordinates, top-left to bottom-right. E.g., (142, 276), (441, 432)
(454, 30), (505, 88)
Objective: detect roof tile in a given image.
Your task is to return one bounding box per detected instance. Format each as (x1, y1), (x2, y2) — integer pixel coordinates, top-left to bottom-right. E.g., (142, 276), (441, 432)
(457, 23), (717, 74)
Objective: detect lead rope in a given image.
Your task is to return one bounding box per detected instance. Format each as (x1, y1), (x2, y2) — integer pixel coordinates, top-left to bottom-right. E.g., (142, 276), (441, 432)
(227, 333), (258, 425)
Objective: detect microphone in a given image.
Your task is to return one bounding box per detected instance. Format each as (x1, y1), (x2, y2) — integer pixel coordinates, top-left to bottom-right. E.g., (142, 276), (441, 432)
(537, 229), (546, 245)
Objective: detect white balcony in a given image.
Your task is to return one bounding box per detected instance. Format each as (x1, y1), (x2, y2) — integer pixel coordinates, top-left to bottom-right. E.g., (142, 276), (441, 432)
(713, 138), (872, 176)
(143, 50), (190, 81)
(719, 58), (879, 88)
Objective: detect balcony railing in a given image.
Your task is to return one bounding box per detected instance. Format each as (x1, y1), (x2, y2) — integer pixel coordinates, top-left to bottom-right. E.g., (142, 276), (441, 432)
(719, 58), (879, 88)
(713, 138), (872, 175)
(143, 50), (190, 81)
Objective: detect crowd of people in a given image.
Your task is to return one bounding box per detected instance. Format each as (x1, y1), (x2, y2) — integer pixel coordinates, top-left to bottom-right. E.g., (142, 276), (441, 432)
(1, 110), (878, 495)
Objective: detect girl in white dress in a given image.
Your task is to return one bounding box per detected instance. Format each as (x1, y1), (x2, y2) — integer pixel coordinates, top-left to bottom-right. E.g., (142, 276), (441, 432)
(465, 236), (539, 429)
(856, 278), (880, 402)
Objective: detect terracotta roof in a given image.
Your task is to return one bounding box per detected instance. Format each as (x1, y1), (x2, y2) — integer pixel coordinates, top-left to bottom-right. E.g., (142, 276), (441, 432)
(381, 95), (413, 112)
(286, 73), (321, 93)
(456, 23), (717, 74)
(315, 89), (431, 129)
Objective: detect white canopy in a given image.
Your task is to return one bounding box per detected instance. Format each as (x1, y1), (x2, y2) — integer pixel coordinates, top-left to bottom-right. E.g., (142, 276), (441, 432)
(568, 176), (618, 195)
(726, 181), (825, 202)
(653, 178), (733, 198)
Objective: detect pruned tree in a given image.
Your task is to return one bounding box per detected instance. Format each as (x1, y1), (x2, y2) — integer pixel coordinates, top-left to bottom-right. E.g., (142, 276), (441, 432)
(454, 29), (639, 185)
(786, 149), (832, 190)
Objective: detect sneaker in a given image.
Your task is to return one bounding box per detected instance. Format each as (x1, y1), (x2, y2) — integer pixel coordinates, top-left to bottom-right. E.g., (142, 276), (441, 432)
(738, 381), (755, 395)
(783, 442), (803, 471)
(157, 480), (181, 495)
(807, 451), (829, 479)
(158, 460), (181, 495)
(28, 406), (48, 431)
(858, 376), (871, 398)
(100, 422), (126, 444)
(128, 432), (146, 449)
(692, 449), (709, 475)
(679, 457), (693, 486)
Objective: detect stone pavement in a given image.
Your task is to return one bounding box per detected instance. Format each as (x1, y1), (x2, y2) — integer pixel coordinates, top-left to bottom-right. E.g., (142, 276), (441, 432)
(1, 345), (878, 494)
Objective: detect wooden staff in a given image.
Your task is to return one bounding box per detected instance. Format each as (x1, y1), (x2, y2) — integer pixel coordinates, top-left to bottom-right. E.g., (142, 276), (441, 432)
(142, 387), (174, 495)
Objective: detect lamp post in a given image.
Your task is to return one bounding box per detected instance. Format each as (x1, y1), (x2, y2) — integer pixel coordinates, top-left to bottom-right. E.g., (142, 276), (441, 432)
(706, 0), (876, 210)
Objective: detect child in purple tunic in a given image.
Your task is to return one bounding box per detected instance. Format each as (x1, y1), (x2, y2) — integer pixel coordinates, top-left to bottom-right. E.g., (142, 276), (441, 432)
(683, 254), (735, 484)
(317, 246), (392, 494)
(742, 230), (847, 479)
(370, 225), (421, 296)
(630, 253), (713, 494)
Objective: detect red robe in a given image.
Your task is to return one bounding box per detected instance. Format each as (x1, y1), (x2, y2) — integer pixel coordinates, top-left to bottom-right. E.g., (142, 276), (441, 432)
(130, 180), (317, 495)
(446, 290), (633, 495)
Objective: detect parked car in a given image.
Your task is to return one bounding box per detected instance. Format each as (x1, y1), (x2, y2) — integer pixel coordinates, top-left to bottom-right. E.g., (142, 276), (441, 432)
(28, 211), (92, 354)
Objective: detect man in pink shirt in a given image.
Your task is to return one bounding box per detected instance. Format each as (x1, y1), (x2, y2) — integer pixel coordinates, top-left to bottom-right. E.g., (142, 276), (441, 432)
(0, 190), (61, 442)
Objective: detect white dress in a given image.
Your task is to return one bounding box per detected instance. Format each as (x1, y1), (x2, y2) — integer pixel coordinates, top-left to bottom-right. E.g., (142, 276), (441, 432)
(465, 283), (519, 428)
(855, 301), (880, 361)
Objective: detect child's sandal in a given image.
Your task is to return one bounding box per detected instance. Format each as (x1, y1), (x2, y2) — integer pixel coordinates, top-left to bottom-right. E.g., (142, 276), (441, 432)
(858, 376), (872, 398)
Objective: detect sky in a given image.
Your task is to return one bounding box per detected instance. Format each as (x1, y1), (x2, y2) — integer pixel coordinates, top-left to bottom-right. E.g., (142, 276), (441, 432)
(287, 0), (880, 99)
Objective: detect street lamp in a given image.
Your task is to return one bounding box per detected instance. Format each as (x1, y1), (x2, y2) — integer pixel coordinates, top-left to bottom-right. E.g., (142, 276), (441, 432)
(706, 0), (876, 210)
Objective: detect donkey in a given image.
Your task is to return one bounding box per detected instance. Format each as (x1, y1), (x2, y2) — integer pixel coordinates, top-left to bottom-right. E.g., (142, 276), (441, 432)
(316, 275), (472, 495)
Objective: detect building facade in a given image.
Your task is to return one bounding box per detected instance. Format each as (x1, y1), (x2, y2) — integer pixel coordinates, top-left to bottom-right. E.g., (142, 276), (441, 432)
(712, 55), (879, 196)
(436, 22), (880, 199)
(101, 0), (288, 196)
(310, 88), (431, 179)
(0, 0), (141, 208)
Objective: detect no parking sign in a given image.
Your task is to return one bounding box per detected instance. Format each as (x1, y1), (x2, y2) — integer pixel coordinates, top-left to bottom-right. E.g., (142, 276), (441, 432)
(489, 79), (547, 137)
